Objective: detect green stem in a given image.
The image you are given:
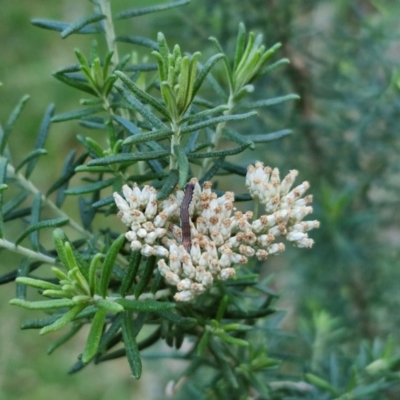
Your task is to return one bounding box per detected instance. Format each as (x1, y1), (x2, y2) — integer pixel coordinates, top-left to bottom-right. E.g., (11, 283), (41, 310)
(199, 94), (235, 176)
(5, 161), (91, 240)
(98, 0), (119, 67)
(170, 120), (181, 169)
(0, 238), (56, 264)
(98, 0), (139, 176)
(253, 198), (260, 220)
(101, 288), (171, 302)
(3, 160), (129, 268)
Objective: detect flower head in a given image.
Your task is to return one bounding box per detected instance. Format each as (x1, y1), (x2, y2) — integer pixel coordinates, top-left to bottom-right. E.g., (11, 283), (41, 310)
(114, 163), (319, 302)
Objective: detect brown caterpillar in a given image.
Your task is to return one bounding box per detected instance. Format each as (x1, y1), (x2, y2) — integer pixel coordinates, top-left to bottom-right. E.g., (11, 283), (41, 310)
(180, 182), (195, 252)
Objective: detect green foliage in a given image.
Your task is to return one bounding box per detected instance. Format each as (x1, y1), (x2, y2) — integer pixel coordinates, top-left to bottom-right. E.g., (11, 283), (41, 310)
(1, 1), (400, 399)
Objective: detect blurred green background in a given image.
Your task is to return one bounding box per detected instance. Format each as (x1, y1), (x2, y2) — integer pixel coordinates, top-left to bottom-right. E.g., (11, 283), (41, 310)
(1, 0), (400, 399)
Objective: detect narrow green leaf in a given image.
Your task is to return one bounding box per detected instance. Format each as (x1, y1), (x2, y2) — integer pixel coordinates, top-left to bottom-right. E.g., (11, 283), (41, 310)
(40, 304), (87, 335)
(21, 306), (96, 330)
(0, 158), (8, 238)
(92, 195), (115, 209)
(95, 298), (124, 313)
(116, 0), (190, 19)
(46, 151), (87, 196)
(51, 106), (104, 123)
(152, 51), (168, 82)
(180, 111), (257, 136)
(88, 253), (103, 296)
(48, 323), (83, 354)
(216, 296), (229, 321)
(246, 129), (292, 143)
(21, 314), (61, 330)
(223, 128), (255, 150)
(180, 104), (228, 125)
(305, 373), (339, 396)
(53, 229), (70, 268)
(31, 19), (102, 34)
(2, 192), (28, 217)
(156, 170), (179, 200)
(122, 128), (173, 146)
(127, 172), (168, 183)
(184, 129), (200, 153)
(114, 115), (166, 161)
(42, 289), (71, 298)
(224, 306), (275, 319)
(25, 103), (55, 178)
(68, 266), (91, 296)
(98, 314), (123, 354)
(115, 298), (175, 312)
(115, 71), (170, 119)
(134, 256), (157, 298)
(176, 56), (190, 113)
(241, 94), (300, 109)
(53, 64), (81, 74)
(188, 141), (252, 159)
(190, 141), (213, 153)
(185, 52), (201, 110)
(64, 177), (115, 195)
(150, 270), (163, 294)
(99, 234), (126, 297)
(258, 42), (282, 67)
(102, 50), (114, 78)
(113, 114), (140, 134)
(210, 340), (239, 389)
(121, 311), (142, 379)
(15, 149), (48, 174)
(115, 85), (166, 129)
(55, 235), (90, 280)
(259, 58), (290, 76)
(200, 156), (225, 183)
(157, 310), (197, 328)
(234, 49), (262, 90)
(192, 53), (225, 99)
(124, 63), (158, 73)
(10, 298), (76, 310)
(120, 251), (142, 296)
(87, 150), (169, 166)
(75, 135), (103, 159)
(15, 259), (30, 299)
(209, 37), (233, 91)
(81, 308), (107, 363)
(160, 81), (178, 120)
(173, 145), (189, 188)
(97, 326), (161, 363)
(197, 331), (211, 356)
(234, 31), (256, 76)
(233, 23), (246, 72)
(74, 165), (112, 173)
(68, 360), (86, 374)
(115, 35), (158, 50)
(217, 332), (249, 347)
(29, 193), (42, 251)
(15, 277), (61, 291)
(0, 95), (30, 155)
(61, 14), (106, 39)
(15, 217), (69, 246)
(85, 136), (106, 157)
(53, 71), (96, 95)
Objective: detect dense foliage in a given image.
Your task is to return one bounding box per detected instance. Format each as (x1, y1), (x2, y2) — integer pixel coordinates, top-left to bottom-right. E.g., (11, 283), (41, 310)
(1, 1), (400, 399)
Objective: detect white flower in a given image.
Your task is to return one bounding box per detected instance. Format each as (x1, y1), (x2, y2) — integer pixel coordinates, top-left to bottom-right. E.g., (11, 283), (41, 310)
(114, 164), (319, 302)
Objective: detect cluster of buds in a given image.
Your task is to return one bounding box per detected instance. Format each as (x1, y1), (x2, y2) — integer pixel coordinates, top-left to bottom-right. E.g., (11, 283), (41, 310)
(113, 163), (319, 302)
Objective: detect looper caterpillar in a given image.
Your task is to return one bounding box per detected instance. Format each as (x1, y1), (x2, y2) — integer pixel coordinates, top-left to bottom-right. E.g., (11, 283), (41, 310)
(180, 182), (195, 252)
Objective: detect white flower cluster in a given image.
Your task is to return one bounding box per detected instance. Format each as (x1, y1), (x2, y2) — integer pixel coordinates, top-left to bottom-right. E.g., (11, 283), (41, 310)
(113, 163), (319, 302)
(246, 162), (319, 248)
